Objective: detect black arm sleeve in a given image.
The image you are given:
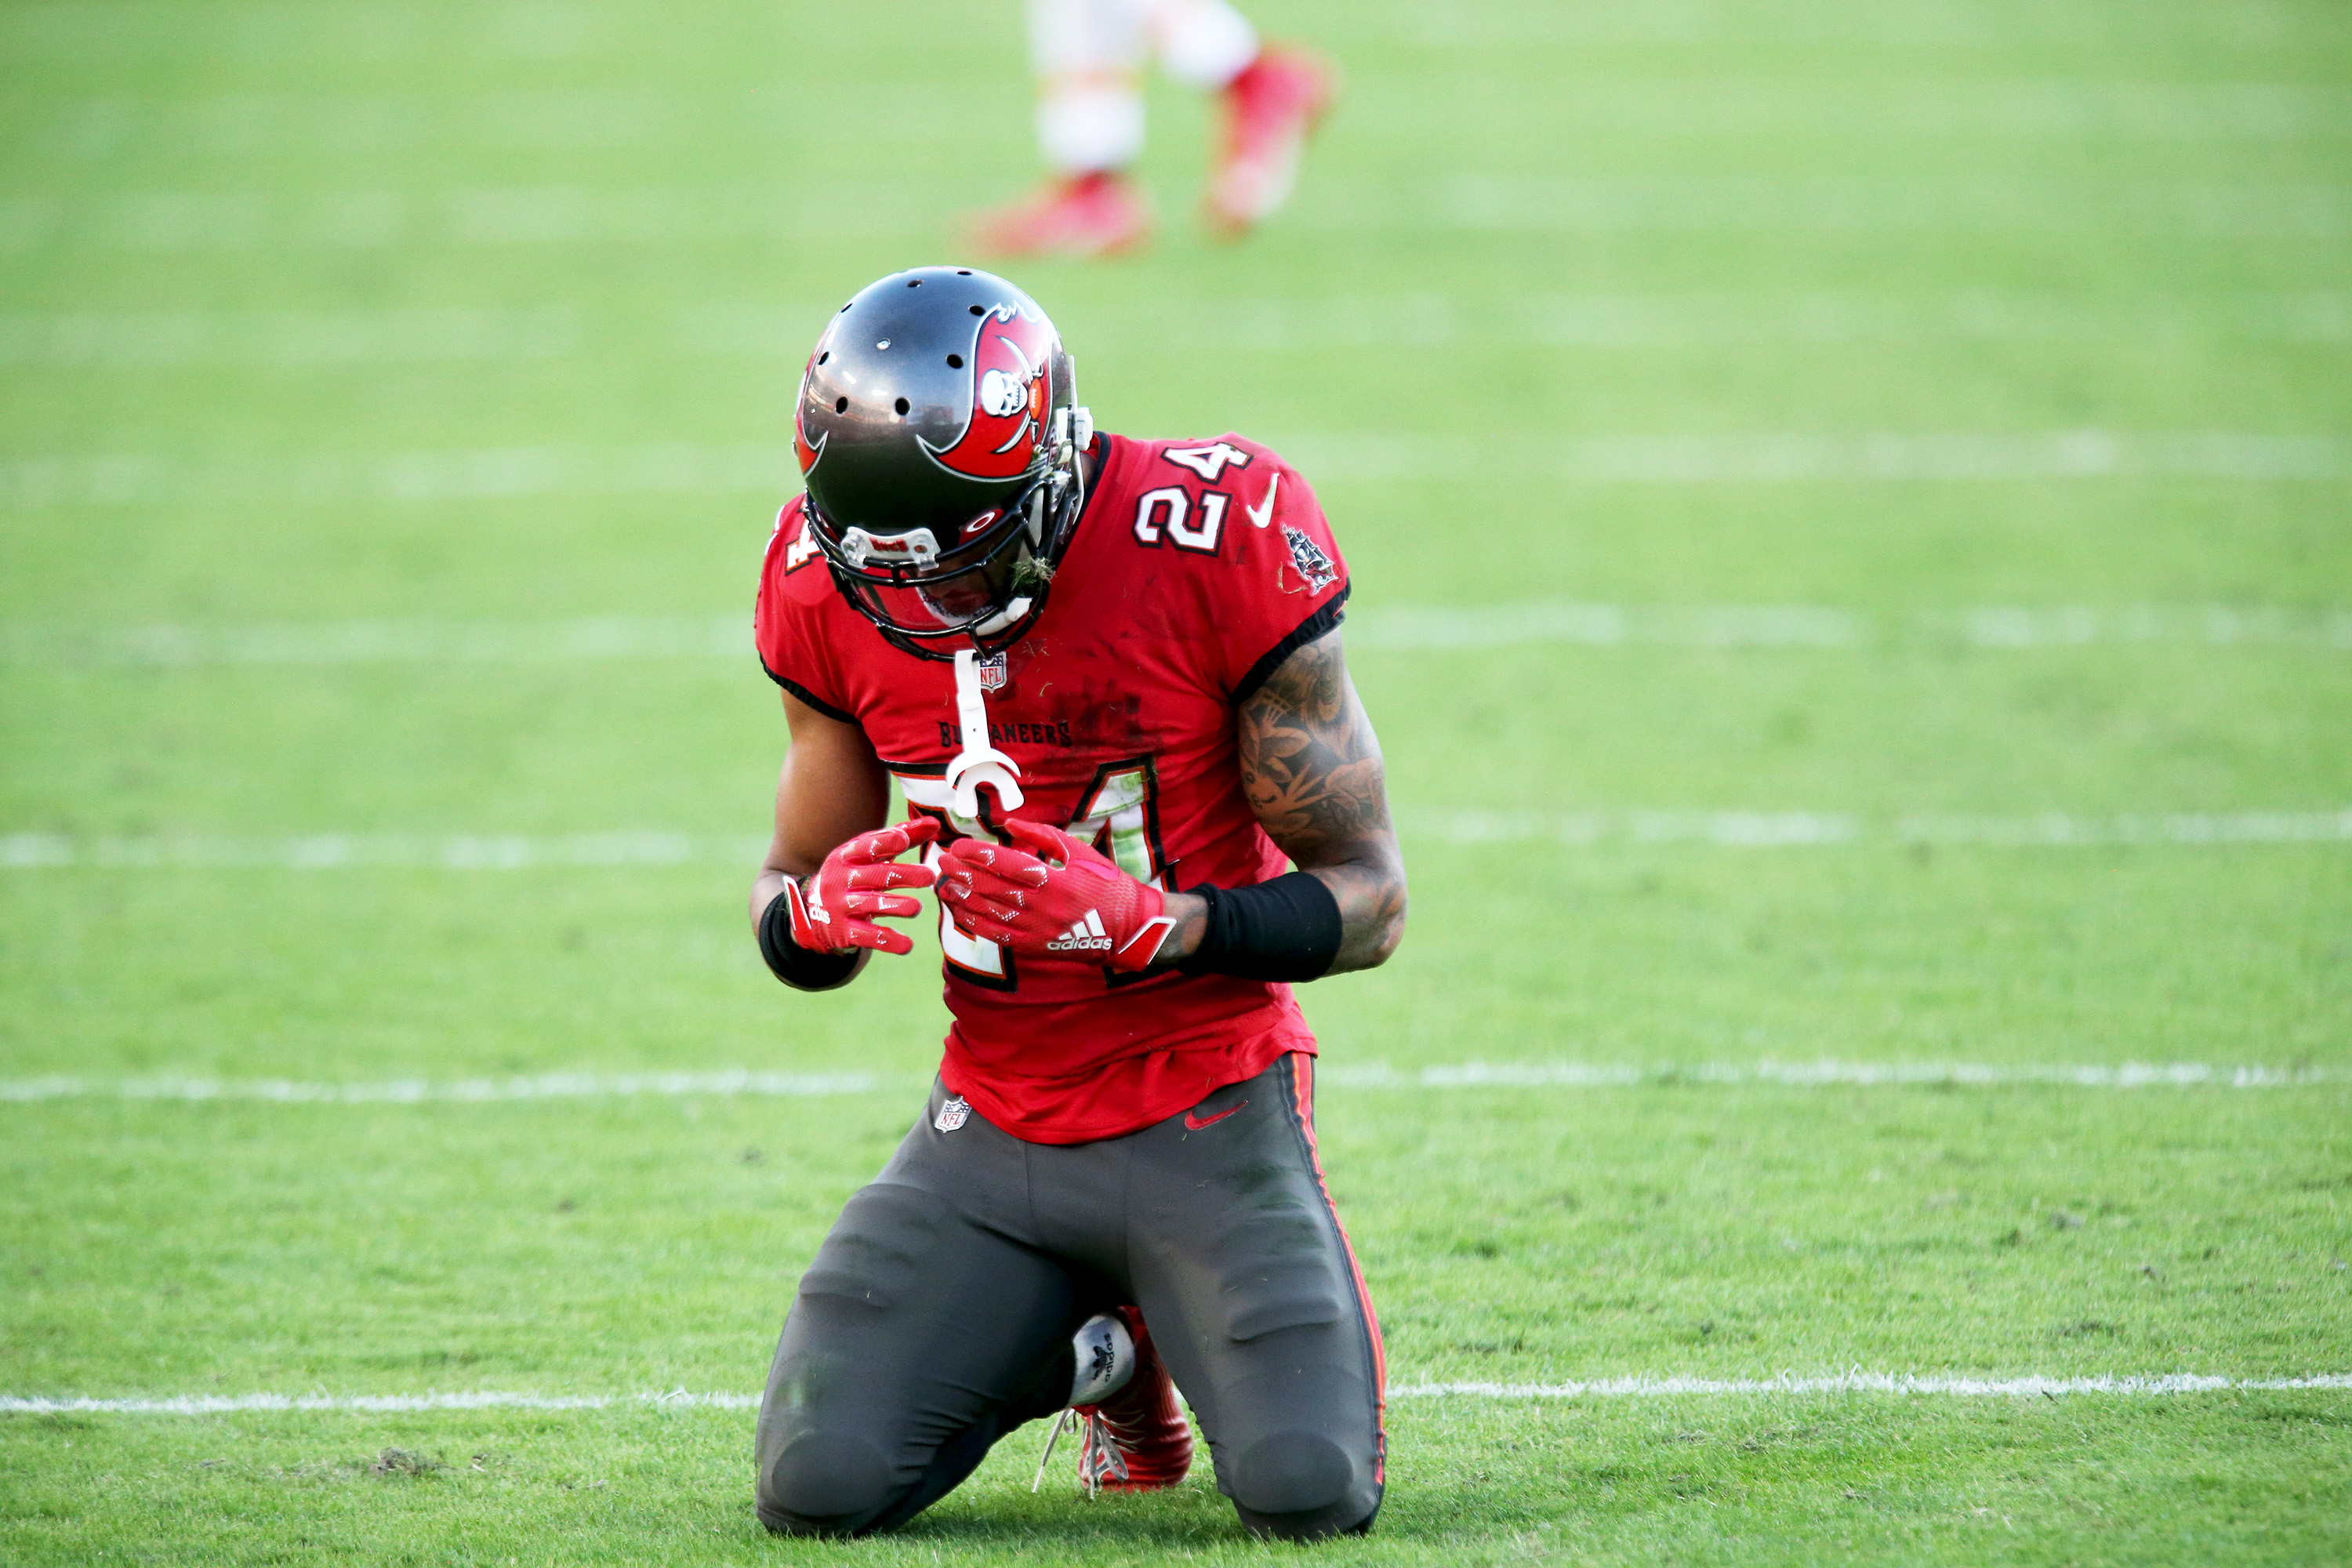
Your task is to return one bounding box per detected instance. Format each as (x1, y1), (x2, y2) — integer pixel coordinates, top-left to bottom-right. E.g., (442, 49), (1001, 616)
(757, 888), (868, 992)
(1175, 873), (1345, 983)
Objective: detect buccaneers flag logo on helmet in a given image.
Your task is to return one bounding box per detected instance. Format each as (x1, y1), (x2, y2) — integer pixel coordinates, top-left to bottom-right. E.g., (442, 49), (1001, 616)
(923, 303), (1054, 481)
(792, 349), (826, 476)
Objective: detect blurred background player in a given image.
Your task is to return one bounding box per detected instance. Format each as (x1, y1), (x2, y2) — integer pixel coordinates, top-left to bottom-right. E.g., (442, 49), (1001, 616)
(967, 0), (1336, 257)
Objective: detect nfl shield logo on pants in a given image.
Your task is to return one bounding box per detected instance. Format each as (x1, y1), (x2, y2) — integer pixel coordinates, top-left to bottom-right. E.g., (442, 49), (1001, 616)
(975, 653), (1007, 692)
(934, 1096), (971, 1132)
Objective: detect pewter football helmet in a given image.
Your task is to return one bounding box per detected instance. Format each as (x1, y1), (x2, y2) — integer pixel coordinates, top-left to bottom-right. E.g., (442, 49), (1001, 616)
(793, 267), (1092, 659)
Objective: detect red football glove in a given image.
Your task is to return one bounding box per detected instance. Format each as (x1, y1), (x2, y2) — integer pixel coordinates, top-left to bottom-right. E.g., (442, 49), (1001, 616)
(937, 818), (1177, 972)
(784, 818), (941, 957)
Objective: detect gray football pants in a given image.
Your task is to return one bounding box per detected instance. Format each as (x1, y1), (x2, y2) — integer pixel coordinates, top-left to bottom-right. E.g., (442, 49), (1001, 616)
(754, 1051), (1386, 1541)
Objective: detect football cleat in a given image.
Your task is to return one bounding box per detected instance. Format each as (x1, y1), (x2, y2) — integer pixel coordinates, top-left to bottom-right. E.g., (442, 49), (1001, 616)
(964, 170), (1152, 260)
(1072, 1305), (1192, 1492)
(1202, 45), (1337, 238)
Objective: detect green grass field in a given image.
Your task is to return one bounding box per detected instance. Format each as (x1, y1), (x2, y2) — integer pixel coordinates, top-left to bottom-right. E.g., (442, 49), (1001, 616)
(3, 0), (2350, 1561)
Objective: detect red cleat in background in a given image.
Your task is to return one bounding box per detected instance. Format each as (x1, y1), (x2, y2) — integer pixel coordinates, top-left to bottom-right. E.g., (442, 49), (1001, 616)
(1073, 1304), (1193, 1491)
(1203, 45), (1338, 239)
(964, 169), (1152, 260)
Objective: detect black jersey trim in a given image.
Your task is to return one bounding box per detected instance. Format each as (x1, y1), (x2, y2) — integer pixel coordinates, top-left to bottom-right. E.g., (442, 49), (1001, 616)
(1231, 583), (1350, 707)
(760, 659), (856, 724)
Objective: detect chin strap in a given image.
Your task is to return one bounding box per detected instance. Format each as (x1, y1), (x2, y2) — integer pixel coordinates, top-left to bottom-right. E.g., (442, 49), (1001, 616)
(946, 648), (1025, 818)
(968, 594), (1033, 640)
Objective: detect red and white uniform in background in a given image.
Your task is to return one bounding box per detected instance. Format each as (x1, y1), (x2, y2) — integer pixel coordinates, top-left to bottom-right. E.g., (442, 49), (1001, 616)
(755, 433), (1348, 1145)
(1028, 0), (1260, 174)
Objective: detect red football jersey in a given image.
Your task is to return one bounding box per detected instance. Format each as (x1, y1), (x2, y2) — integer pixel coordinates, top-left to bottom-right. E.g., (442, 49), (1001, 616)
(754, 433), (1350, 1144)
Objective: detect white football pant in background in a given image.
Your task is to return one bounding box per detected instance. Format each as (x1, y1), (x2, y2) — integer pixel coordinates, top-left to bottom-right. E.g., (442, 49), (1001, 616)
(1029, 0), (1261, 173)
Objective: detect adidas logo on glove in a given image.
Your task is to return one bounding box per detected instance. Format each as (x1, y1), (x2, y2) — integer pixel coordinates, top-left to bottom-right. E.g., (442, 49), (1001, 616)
(1046, 909), (1115, 953)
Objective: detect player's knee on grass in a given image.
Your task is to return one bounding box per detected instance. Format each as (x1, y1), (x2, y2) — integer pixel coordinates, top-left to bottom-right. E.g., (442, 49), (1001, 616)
(756, 1182), (956, 1535)
(757, 1432), (896, 1537)
(1229, 1431), (1379, 1541)
(1205, 1331), (1384, 1541)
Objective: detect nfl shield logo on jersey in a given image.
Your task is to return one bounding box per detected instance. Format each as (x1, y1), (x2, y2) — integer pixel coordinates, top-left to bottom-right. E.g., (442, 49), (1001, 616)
(975, 652), (1008, 692)
(934, 1096), (972, 1132)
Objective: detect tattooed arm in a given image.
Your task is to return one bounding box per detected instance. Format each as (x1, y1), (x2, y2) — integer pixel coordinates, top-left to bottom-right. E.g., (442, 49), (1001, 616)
(1150, 628), (1408, 975)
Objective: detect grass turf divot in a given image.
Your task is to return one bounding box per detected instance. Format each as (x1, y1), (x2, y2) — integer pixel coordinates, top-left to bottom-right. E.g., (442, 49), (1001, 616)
(4, 1396), (2347, 1565)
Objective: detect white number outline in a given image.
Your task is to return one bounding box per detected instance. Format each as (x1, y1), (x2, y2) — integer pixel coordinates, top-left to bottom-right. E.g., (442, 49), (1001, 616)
(1160, 442), (1253, 481)
(1132, 486), (1229, 557)
(1133, 486), (1185, 546)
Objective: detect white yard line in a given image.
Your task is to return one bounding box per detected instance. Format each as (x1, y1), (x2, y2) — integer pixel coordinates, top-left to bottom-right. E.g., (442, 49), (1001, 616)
(1355, 603), (2352, 649)
(1518, 292), (2352, 346)
(691, 288), (2350, 357)
(1349, 82), (2352, 141)
(2, 434), (2343, 510)
(1938, 605), (2352, 648)
(4, 181), (2345, 255)
(19, 84), (2344, 162)
(8, 1374), (2347, 1416)
(1410, 809), (2352, 847)
(1352, 8), (2333, 53)
(1388, 1374), (2352, 1399)
(1889, 811), (2352, 845)
(0, 833), (767, 869)
(0, 186), (933, 254)
(6, 605), (2348, 666)
(11, 292), (2347, 372)
(1308, 177), (2351, 238)
(1320, 1062), (2331, 1089)
(24, 92), (689, 162)
(0, 5), (609, 66)
(1284, 431), (2352, 483)
(0, 1071), (881, 1104)
(0, 445), (789, 508)
(4, 812), (2347, 871)
(3, 814), (2347, 871)
(0, 308), (579, 366)
(2, 2), (2323, 60)
(0, 616), (751, 665)
(0, 1392), (757, 1415)
(2, 1062), (2328, 1104)
(0, 615), (750, 665)
(1121, 291), (2352, 350)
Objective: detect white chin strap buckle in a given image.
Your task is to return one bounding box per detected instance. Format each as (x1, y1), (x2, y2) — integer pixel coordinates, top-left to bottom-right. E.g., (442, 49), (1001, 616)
(970, 595), (1032, 639)
(946, 648), (1023, 817)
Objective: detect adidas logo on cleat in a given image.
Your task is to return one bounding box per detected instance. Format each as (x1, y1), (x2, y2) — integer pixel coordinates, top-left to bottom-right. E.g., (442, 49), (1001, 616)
(1046, 909), (1113, 953)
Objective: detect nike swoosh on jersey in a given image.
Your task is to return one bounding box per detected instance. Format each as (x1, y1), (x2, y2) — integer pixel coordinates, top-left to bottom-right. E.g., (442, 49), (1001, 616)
(1183, 1099), (1247, 1131)
(1244, 472), (1280, 528)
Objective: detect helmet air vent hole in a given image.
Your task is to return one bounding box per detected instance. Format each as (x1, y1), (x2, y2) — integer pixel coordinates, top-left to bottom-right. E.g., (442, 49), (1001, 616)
(833, 397), (848, 413)
(956, 269), (972, 275)
(946, 354), (963, 368)
(907, 278), (920, 287)
(894, 397), (910, 416)
(969, 305), (984, 315)
(817, 351), (828, 365)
